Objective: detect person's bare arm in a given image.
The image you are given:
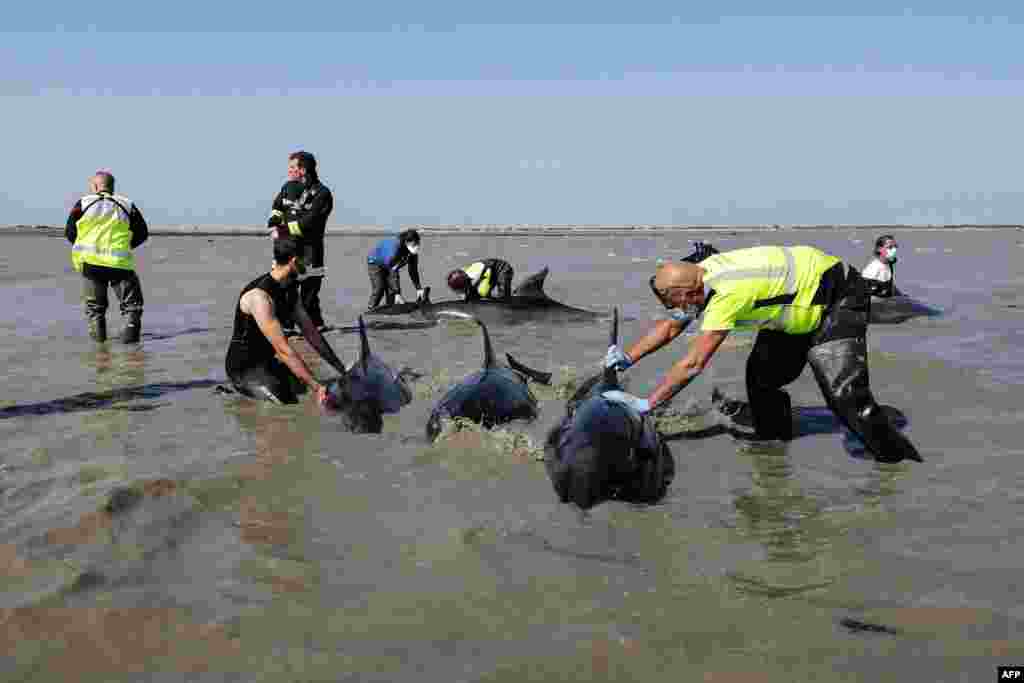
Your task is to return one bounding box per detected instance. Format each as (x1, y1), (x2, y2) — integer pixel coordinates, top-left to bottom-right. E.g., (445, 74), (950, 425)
(646, 329), (730, 408)
(241, 289), (325, 396)
(625, 319), (688, 364)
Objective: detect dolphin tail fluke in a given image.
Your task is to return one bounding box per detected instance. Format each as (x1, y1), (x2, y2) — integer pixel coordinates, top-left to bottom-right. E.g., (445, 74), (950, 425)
(603, 307), (620, 385)
(506, 353), (552, 385)
(511, 267), (550, 298)
(357, 316), (371, 373)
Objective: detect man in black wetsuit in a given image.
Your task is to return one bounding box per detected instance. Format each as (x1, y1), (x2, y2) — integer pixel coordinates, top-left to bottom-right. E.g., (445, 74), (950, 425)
(267, 151), (334, 331)
(225, 237), (346, 405)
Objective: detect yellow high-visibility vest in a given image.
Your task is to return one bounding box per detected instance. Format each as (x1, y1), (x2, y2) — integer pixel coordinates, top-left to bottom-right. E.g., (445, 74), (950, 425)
(699, 246), (841, 335)
(71, 192), (135, 272)
(462, 261), (493, 298)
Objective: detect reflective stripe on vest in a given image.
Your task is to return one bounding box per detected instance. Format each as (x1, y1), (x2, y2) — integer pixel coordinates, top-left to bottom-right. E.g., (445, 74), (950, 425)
(72, 193), (135, 272)
(701, 246), (840, 335)
(463, 261), (493, 297)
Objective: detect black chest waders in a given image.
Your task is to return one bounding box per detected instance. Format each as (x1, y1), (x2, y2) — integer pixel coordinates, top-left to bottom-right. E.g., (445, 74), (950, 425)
(806, 266), (922, 463)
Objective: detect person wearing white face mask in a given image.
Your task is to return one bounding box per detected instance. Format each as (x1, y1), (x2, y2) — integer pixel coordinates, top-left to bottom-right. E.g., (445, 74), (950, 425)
(366, 229), (425, 311)
(861, 234), (899, 298)
(602, 244), (922, 464)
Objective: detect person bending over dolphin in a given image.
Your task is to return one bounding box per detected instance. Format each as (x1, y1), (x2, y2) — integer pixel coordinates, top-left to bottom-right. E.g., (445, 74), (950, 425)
(225, 237), (345, 405)
(366, 229), (425, 311)
(446, 258), (515, 301)
(603, 245), (922, 464)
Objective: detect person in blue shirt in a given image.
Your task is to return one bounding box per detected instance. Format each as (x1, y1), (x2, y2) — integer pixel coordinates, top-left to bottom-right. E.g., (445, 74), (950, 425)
(366, 229), (425, 310)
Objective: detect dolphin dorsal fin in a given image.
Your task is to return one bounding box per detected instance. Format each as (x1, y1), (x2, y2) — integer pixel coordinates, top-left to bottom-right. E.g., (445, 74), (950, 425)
(478, 318), (496, 369)
(603, 307), (619, 385)
(358, 316), (371, 373)
(511, 267), (549, 299)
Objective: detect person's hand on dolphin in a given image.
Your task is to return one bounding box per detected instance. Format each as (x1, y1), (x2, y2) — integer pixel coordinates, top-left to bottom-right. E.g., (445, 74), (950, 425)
(605, 345), (633, 371)
(602, 390), (650, 414)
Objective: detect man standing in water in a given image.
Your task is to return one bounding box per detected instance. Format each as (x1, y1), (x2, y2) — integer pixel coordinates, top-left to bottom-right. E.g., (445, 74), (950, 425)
(226, 237), (345, 405)
(65, 170), (149, 343)
(603, 245), (922, 464)
(267, 151), (334, 332)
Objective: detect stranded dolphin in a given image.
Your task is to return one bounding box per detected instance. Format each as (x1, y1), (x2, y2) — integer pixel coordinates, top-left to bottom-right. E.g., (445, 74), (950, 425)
(317, 316), (411, 433)
(343, 316), (414, 413)
(425, 311), (552, 441)
(356, 267), (605, 332)
(869, 288), (943, 324)
(544, 308), (675, 510)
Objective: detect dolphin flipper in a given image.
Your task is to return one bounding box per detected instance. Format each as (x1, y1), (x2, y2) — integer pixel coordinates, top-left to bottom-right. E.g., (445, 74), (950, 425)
(506, 353), (552, 385)
(511, 267), (550, 299)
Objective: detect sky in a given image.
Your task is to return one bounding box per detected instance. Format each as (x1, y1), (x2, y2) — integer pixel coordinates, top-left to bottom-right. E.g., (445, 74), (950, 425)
(2, 1), (1024, 226)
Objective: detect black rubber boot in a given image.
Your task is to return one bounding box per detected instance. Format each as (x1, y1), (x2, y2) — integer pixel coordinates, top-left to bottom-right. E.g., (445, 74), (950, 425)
(807, 337), (922, 463)
(120, 313), (142, 344)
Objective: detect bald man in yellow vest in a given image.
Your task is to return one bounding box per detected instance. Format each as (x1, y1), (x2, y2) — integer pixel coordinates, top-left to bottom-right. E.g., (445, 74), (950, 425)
(65, 171), (149, 343)
(602, 245), (921, 464)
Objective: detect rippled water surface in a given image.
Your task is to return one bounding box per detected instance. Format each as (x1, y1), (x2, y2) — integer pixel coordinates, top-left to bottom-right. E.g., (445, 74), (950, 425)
(3, 230), (1024, 681)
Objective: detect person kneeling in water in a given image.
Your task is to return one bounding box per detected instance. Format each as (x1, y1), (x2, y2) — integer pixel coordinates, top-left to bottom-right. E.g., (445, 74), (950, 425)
(603, 245), (922, 464)
(861, 234), (899, 298)
(446, 258), (515, 301)
(225, 237), (346, 405)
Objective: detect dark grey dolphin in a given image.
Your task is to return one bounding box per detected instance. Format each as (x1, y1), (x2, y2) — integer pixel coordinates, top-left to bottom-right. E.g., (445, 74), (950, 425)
(345, 315), (413, 414)
(324, 316), (412, 432)
(425, 311), (551, 441)
(544, 308), (675, 510)
(869, 289), (943, 324)
(352, 267), (606, 333)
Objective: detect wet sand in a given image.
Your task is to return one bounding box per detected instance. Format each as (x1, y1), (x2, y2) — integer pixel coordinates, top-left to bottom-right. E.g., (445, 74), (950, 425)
(2, 230), (1024, 681)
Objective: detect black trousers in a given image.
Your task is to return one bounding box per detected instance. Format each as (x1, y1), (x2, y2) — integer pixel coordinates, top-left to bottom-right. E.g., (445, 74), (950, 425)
(745, 263), (865, 441)
(299, 240), (325, 327)
(367, 264), (401, 309)
(485, 259), (515, 298)
(227, 358), (306, 404)
(81, 263), (144, 320)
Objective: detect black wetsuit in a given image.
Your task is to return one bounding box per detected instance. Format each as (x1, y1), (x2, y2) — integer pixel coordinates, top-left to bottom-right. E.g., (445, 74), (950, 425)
(225, 273), (305, 403)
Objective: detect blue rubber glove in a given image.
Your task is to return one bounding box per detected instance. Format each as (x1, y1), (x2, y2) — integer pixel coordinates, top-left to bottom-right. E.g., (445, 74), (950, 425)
(604, 345), (633, 371)
(601, 390), (650, 414)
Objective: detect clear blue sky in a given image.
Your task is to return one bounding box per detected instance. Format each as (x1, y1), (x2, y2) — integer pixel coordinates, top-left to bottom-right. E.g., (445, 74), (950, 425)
(3, 1), (1023, 225)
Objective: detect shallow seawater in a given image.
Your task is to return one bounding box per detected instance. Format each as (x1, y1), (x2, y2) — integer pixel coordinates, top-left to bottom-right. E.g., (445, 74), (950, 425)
(2, 230), (1024, 681)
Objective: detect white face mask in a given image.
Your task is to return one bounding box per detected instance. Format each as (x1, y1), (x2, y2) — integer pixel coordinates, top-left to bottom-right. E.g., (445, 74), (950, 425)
(669, 304), (701, 322)
(406, 243), (420, 255)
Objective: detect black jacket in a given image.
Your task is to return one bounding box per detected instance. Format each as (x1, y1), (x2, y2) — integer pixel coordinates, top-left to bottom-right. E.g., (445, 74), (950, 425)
(268, 179), (333, 243)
